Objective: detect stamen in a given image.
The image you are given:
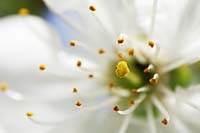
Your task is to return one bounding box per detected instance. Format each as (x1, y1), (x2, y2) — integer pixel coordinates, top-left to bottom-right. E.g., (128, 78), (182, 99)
(149, 73), (159, 85)
(197, 61), (200, 68)
(88, 74), (94, 78)
(160, 56), (200, 74)
(109, 81), (115, 90)
(161, 118), (168, 125)
(98, 49), (105, 54)
(154, 43), (160, 59)
(118, 33), (127, 45)
(73, 88), (78, 93)
(0, 83), (8, 92)
(185, 101), (200, 111)
(151, 96), (170, 125)
(136, 87), (150, 93)
(115, 61), (130, 78)
(69, 40), (76, 47)
(127, 49), (134, 56)
(130, 100), (135, 105)
(26, 112), (33, 117)
(113, 105), (120, 112)
(148, 40), (155, 48)
(76, 89), (108, 99)
(117, 94), (146, 115)
(150, 0), (158, 35)
(75, 100), (82, 107)
(0, 84), (23, 101)
(39, 64), (46, 71)
(118, 115), (132, 133)
(111, 88), (130, 97)
(4, 89), (23, 101)
(131, 89), (138, 94)
(89, 5), (96, 12)
(27, 112), (81, 126)
(146, 103), (157, 133)
(81, 97), (119, 111)
(76, 60), (82, 67)
(118, 38), (125, 44)
(144, 64), (154, 73)
(117, 53), (124, 59)
(18, 8), (29, 15)
(87, 5), (114, 45)
(131, 87), (150, 94)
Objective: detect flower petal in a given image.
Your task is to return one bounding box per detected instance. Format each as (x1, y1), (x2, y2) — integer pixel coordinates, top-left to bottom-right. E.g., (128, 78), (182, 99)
(161, 85), (200, 132)
(49, 109), (125, 133)
(43, 0), (140, 52)
(0, 15), (87, 101)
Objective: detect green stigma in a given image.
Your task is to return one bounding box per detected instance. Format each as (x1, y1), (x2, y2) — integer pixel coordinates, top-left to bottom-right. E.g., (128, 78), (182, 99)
(115, 61), (130, 78)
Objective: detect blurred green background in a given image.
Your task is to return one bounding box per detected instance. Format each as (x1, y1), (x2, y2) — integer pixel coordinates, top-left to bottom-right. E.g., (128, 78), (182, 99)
(0, 0), (45, 17)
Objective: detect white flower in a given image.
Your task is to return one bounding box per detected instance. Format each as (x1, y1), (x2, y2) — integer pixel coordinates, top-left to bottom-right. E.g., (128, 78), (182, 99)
(1, 0), (200, 133)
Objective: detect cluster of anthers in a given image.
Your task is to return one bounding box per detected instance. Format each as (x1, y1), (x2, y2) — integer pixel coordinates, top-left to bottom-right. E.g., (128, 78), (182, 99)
(1, 4), (200, 133)
(0, 6), (169, 131)
(65, 5), (182, 130)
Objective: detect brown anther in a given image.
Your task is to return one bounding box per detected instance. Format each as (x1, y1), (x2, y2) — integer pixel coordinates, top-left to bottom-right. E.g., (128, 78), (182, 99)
(144, 68), (150, 73)
(39, 64), (46, 71)
(130, 100), (135, 105)
(118, 38), (124, 44)
(69, 40), (76, 47)
(77, 60), (82, 67)
(75, 100), (82, 107)
(88, 74), (94, 78)
(89, 5), (96, 12)
(197, 61), (200, 68)
(127, 49), (134, 56)
(131, 89), (138, 94)
(161, 118), (168, 125)
(0, 83), (8, 92)
(26, 112), (33, 117)
(109, 81), (115, 89)
(18, 8), (29, 15)
(113, 105), (120, 112)
(98, 49), (105, 54)
(73, 88), (78, 93)
(148, 40), (155, 48)
(149, 78), (158, 85)
(117, 53), (123, 59)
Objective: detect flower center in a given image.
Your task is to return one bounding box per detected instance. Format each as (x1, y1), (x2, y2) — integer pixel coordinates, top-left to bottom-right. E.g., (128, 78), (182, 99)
(108, 59), (157, 91)
(103, 43), (163, 119)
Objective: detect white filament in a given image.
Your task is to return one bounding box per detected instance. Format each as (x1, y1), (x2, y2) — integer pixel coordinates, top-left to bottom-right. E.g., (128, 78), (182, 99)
(160, 56), (200, 74)
(27, 112), (80, 126)
(118, 115), (132, 133)
(150, 0), (158, 36)
(117, 94), (146, 115)
(82, 96), (119, 111)
(154, 44), (160, 60)
(185, 101), (200, 112)
(148, 64), (155, 72)
(146, 103), (157, 133)
(4, 90), (23, 101)
(151, 96), (170, 122)
(137, 87), (150, 93)
(111, 88), (131, 97)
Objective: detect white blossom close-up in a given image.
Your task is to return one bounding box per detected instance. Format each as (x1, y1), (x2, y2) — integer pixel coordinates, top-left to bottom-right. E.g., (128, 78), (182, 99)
(1, 0), (200, 133)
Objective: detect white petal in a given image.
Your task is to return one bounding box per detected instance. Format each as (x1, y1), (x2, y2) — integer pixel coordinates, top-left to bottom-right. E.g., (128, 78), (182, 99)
(169, 0), (200, 63)
(0, 97), (65, 133)
(142, 0), (200, 63)
(135, 0), (200, 63)
(0, 15), (85, 101)
(43, 0), (141, 52)
(49, 109), (124, 133)
(161, 85), (200, 132)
